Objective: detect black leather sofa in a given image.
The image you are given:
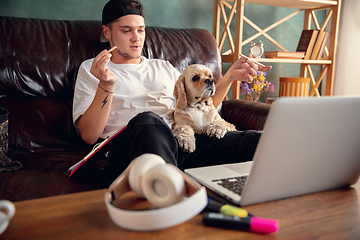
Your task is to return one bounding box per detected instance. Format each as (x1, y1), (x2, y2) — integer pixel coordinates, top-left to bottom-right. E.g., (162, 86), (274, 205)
(0, 16), (270, 202)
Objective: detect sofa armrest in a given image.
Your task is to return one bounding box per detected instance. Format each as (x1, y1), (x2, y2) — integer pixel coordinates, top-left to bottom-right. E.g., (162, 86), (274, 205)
(221, 99), (270, 131)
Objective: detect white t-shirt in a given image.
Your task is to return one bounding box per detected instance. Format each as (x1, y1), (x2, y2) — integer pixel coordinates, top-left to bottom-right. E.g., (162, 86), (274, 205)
(73, 56), (181, 138)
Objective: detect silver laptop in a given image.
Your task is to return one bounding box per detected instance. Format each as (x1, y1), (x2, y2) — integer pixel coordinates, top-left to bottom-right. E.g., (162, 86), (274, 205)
(185, 96), (360, 206)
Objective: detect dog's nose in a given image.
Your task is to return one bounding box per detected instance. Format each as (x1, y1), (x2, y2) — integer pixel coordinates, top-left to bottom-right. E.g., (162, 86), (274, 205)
(205, 79), (214, 85)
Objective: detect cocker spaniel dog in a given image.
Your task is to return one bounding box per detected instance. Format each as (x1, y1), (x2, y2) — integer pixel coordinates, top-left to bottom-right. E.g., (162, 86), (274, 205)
(172, 64), (236, 153)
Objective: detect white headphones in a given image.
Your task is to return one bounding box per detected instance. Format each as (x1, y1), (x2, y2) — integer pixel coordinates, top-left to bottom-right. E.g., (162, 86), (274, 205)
(104, 154), (208, 231)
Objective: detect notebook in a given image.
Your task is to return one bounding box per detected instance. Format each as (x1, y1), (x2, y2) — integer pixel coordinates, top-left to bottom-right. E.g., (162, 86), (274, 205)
(68, 126), (127, 177)
(185, 96), (360, 206)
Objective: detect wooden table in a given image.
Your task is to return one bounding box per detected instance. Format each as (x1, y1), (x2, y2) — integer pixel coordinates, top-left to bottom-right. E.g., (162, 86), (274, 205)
(2, 179), (360, 240)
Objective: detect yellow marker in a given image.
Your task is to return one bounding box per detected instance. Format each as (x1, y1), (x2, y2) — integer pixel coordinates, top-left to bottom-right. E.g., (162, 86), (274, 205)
(206, 199), (250, 218)
(220, 204), (249, 218)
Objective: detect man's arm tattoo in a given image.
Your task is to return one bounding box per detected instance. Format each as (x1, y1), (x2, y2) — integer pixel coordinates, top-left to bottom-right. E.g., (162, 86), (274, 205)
(101, 94), (109, 109)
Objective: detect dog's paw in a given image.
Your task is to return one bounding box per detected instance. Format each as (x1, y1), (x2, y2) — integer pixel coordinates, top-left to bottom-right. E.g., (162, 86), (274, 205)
(207, 122), (236, 139)
(227, 123), (236, 132)
(173, 124), (196, 153)
(177, 135), (196, 153)
(207, 125), (227, 139)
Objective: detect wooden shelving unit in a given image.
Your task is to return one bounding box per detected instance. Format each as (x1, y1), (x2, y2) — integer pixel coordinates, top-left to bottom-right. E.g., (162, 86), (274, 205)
(213, 0), (342, 99)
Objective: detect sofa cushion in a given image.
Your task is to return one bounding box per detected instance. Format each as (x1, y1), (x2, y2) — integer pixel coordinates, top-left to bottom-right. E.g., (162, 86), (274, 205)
(0, 97), (84, 154)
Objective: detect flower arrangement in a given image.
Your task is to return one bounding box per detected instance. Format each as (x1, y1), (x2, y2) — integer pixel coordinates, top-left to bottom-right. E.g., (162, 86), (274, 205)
(240, 71), (275, 102)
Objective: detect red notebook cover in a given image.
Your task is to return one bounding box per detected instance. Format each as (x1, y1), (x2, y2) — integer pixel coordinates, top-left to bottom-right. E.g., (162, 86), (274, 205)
(68, 126), (127, 177)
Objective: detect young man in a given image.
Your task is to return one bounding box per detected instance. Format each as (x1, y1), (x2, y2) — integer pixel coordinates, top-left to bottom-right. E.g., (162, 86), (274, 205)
(73, 0), (271, 175)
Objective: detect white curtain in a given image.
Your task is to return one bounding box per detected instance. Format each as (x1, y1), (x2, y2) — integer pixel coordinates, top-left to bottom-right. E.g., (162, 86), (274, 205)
(333, 0), (360, 96)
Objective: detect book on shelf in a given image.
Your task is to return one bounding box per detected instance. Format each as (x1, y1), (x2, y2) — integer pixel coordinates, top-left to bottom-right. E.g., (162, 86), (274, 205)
(296, 29), (319, 60)
(68, 125), (127, 177)
(310, 30), (330, 60)
(313, 31), (330, 60)
(265, 51), (305, 59)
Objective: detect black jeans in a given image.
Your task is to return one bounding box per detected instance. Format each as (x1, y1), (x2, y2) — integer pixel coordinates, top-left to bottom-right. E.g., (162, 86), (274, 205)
(108, 111), (261, 176)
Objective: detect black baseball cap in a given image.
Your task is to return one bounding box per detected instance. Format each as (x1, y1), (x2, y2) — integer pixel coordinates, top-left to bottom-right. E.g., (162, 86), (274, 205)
(100, 0), (145, 42)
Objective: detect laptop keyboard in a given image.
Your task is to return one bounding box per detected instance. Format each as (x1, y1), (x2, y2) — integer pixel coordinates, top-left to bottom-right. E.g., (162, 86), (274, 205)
(212, 176), (248, 196)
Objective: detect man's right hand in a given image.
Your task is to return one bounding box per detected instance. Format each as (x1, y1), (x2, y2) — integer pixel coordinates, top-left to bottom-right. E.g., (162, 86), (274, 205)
(77, 49), (117, 145)
(90, 49), (117, 86)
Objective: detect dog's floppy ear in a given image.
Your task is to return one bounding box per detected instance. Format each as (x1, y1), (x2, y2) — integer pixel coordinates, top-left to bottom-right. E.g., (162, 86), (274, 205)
(174, 74), (187, 109)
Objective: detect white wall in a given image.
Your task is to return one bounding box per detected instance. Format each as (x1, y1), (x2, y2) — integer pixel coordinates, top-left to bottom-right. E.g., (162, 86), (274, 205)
(333, 0), (360, 96)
